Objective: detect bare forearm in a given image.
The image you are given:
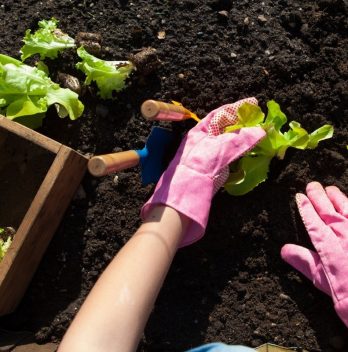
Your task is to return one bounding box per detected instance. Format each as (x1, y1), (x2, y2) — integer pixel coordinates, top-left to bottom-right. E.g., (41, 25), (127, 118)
(59, 205), (189, 352)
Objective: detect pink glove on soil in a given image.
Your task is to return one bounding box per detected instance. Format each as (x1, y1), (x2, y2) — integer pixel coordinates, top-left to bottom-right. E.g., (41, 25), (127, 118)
(281, 181), (348, 327)
(141, 98), (265, 247)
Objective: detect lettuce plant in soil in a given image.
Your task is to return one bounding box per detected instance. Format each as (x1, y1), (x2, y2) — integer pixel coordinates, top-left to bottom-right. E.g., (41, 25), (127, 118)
(76, 47), (134, 99)
(0, 54), (84, 129)
(19, 18), (159, 100)
(224, 101), (334, 195)
(20, 18), (75, 61)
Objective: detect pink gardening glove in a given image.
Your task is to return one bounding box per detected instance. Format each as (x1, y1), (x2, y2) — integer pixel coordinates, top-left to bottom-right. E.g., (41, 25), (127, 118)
(281, 181), (348, 327)
(141, 98), (265, 247)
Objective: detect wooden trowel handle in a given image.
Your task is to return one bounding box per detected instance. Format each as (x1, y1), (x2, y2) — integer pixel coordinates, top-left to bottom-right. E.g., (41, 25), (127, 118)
(141, 100), (187, 121)
(88, 150), (140, 177)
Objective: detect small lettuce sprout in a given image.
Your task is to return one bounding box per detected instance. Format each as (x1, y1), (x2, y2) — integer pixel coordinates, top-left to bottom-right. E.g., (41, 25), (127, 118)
(0, 54), (84, 129)
(224, 101), (334, 195)
(0, 227), (13, 261)
(76, 46), (134, 99)
(20, 18), (75, 61)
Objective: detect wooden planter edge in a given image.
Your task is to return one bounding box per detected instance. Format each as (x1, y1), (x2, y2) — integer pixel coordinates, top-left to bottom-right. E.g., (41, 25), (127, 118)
(0, 117), (88, 316)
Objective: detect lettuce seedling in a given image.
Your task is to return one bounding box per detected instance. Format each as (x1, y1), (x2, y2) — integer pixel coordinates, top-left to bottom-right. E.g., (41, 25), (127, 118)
(76, 47), (134, 99)
(0, 54), (84, 129)
(224, 101), (334, 195)
(0, 228), (12, 261)
(20, 18), (75, 61)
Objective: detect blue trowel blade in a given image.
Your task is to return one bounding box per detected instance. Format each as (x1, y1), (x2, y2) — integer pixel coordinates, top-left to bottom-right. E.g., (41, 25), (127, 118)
(137, 127), (176, 185)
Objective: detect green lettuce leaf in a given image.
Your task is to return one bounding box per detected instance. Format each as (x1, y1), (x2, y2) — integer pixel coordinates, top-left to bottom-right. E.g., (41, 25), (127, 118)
(0, 54), (84, 128)
(224, 101), (334, 195)
(0, 228), (12, 261)
(20, 18), (75, 61)
(225, 155), (272, 196)
(76, 47), (134, 99)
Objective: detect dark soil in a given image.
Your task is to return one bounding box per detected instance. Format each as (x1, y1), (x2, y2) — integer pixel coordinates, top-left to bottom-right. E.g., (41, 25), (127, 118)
(1, 0), (348, 351)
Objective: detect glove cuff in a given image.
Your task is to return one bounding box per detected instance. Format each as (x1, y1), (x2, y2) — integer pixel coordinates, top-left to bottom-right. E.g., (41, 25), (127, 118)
(335, 297), (348, 327)
(141, 165), (214, 247)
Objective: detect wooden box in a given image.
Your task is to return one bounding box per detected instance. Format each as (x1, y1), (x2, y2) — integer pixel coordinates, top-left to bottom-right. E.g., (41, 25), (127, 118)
(0, 116), (88, 316)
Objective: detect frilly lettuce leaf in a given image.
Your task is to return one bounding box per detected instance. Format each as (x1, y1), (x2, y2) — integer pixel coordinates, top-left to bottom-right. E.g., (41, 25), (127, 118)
(20, 18), (75, 61)
(224, 101), (334, 195)
(0, 54), (84, 128)
(76, 46), (134, 99)
(0, 228), (12, 261)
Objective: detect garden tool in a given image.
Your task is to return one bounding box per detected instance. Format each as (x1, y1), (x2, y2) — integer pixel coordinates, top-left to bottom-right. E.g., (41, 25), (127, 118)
(88, 127), (175, 185)
(141, 100), (200, 122)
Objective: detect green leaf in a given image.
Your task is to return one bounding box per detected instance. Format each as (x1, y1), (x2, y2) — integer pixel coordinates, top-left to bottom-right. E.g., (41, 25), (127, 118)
(224, 155), (272, 195)
(20, 18), (76, 61)
(224, 100), (334, 195)
(307, 124), (334, 149)
(283, 121), (309, 149)
(76, 46), (134, 99)
(260, 126), (288, 158)
(0, 229), (12, 262)
(224, 124), (243, 133)
(47, 87), (84, 119)
(36, 61), (49, 75)
(0, 54), (84, 128)
(5, 96), (47, 118)
(265, 100), (287, 131)
(237, 103), (265, 126)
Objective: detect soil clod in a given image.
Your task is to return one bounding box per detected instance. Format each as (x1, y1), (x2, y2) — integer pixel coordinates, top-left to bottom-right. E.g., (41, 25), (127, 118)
(128, 47), (161, 76)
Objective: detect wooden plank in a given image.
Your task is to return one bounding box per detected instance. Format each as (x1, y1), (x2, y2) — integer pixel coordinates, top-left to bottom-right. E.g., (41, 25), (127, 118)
(0, 116), (61, 154)
(0, 145), (87, 315)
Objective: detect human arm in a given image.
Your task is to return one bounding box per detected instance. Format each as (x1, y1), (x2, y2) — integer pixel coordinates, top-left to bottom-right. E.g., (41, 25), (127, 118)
(58, 205), (189, 352)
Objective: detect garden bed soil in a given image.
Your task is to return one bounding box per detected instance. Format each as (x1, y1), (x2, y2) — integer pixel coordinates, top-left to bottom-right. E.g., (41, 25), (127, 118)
(0, 0), (348, 351)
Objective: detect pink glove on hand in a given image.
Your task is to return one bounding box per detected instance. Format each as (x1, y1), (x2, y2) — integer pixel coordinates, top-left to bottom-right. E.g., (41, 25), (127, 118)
(141, 98), (265, 247)
(281, 181), (348, 327)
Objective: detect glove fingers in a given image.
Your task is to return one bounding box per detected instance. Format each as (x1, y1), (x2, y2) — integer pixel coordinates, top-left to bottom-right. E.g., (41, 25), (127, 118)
(306, 181), (340, 215)
(215, 126), (266, 166)
(281, 244), (331, 296)
(296, 192), (348, 301)
(325, 185), (348, 218)
(208, 97), (258, 136)
(306, 182), (348, 250)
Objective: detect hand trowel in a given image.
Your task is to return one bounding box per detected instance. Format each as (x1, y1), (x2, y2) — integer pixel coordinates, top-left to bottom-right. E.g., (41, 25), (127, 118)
(88, 127), (176, 185)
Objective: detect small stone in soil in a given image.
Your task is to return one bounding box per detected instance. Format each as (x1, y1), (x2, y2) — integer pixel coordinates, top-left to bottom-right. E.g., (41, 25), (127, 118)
(218, 10), (229, 18)
(128, 47), (161, 76)
(57, 72), (82, 95)
(258, 15), (267, 23)
(157, 31), (166, 39)
(279, 293), (291, 301)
